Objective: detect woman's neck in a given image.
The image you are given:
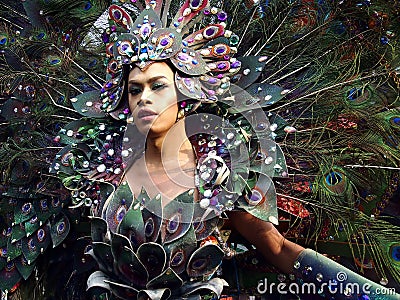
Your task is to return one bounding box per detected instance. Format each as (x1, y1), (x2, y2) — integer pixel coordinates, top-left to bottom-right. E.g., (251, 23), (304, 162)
(145, 120), (194, 169)
(126, 120), (196, 204)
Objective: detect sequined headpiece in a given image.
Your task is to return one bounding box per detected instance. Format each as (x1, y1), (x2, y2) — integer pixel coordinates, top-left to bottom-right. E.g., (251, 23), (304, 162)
(71, 0), (267, 120)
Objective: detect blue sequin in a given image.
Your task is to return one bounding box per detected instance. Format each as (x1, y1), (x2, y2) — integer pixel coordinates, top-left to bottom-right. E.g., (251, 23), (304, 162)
(380, 36), (389, 45)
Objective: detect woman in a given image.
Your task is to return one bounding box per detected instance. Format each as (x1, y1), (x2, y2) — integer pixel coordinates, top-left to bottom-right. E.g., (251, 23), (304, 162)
(86, 60), (397, 299)
(124, 61), (303, 274)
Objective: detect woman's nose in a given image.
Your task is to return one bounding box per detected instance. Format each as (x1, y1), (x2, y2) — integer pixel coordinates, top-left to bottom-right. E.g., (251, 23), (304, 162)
(137, 88), (153, 106)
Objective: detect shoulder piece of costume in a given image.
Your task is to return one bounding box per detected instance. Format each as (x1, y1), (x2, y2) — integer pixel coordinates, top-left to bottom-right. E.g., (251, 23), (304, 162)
(0, 0), (400, 298)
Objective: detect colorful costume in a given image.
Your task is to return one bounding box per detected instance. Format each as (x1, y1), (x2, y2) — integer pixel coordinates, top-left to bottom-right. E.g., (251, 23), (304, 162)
(0, 0), (399, 299)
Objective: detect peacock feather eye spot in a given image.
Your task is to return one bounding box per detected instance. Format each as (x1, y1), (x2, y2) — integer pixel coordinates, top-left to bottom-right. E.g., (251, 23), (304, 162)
(28, 238), (36, 251)
(129, 232), (139, 248)
(84, 1), (92, 10)
(390, 116), (400, 127)
(245, 188), (265, 206)
(6, 261), (15, 272)
(5, 227), (12, 236)
(189, 0), (204, 10)
(347, 88), (362, 100)
(159, 37), (171, 47)
(171, 250), (185, 267)
(212, 44), (229, 56)
(84, 244), (93, 253)
(325, 172), (343, 186)
(191, 258), (207, 270)
(88, 59), (97, 68)
(52, 198), (60, 207)
(22, 203), (32, 215)
(21, 256), (29, 266)
(61, 152), (74, 166)
(37, 229), (46, 242)
(144, 218), (155, 237)
(112, 9), (122, 20)
(57, 222), (66, 235)
(36, 32), (46, 40)
(203, 26), (219, 39)
(167, 214), (180, 234)
(114, 205), (127, 224)
(390, 244), (400, 262)
(50, 58), (61, 65)
(40, 199), (48, 211)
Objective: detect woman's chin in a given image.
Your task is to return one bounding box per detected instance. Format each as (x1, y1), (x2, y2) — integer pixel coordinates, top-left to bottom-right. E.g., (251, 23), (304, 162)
(136, 124), (166, 137)
(135, 118), (156, 131)
(135, 117), (179, 138)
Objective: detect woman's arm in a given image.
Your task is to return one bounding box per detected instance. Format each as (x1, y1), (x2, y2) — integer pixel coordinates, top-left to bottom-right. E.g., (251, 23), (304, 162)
(227, 211), (304, 274)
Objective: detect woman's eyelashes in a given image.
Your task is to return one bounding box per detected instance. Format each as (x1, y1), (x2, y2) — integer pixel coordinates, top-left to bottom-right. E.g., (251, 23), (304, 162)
(152, 82), (167, 90)
(129, 87), (141, 96)
(128, 82), (167, 96)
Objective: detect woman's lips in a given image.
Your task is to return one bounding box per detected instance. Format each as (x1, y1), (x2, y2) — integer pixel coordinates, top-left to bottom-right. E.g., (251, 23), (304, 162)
(137, 108), (157, 121)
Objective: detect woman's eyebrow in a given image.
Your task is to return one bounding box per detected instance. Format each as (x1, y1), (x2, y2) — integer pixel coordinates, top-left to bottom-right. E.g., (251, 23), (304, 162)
(128, 75), (168, 84)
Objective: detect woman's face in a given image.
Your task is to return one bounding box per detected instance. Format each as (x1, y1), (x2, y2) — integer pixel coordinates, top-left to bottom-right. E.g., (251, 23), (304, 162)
(128, 62), (179, 137)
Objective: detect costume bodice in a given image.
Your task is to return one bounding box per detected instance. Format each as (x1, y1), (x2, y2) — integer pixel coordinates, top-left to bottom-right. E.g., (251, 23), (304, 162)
(102, 182), (219, 242)
(90, 160), (280, 299)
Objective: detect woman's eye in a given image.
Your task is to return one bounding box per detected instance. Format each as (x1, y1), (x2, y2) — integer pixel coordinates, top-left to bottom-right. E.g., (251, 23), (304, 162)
(129, 87), (141, 95)
(152, 83), (166, 90)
